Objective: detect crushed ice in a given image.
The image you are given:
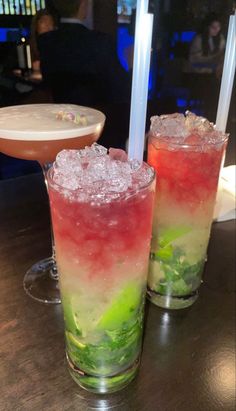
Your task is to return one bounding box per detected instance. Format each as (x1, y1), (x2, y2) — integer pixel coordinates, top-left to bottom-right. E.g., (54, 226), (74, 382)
(185, 111), (214, 132)
(52, 143), (153, 199)
(150, 111), (218, 142)
(150, 113), (188, 138)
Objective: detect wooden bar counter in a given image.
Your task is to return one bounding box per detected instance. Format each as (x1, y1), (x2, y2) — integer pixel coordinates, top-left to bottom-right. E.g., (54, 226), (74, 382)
(0, 173), (235, 411)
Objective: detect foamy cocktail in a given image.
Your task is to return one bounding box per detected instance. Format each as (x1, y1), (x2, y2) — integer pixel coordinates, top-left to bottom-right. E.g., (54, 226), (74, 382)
(0, 104), (105, 165)
(48, 144), (155, 393)
(147, 112), (228, 309)
(0, 104), (105, 304)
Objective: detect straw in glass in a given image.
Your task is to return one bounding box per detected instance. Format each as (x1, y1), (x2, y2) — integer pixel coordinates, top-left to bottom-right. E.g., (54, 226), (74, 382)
(128, 0), (154, 161)
(216, 13), (236, 132)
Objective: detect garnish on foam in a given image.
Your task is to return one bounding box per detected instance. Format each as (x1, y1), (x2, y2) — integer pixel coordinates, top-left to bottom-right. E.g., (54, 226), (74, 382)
(56, 111), (88, 126)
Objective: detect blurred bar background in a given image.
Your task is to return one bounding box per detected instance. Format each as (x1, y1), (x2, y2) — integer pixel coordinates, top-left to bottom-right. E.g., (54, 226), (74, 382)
(0, 0), (235, 178)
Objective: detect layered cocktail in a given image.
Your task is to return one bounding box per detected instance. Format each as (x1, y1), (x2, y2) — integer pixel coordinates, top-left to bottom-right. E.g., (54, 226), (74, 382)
(48, 144), (155, 393)
(147, 112), (228, 309)
(0, 104), (105, 303)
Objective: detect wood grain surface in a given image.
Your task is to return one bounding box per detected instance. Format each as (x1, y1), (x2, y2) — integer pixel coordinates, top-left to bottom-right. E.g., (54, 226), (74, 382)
(0, 173), (235, 411)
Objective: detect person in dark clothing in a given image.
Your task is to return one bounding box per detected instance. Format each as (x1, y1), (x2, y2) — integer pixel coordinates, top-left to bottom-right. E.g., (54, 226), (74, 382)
(188, 13), (225, 76)
(38, 0), (131, 107)
(30, 8), (57, 72)
(184, 13), (225, 121)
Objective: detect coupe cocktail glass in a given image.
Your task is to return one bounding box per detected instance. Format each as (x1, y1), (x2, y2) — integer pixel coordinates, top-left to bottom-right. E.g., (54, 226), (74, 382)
(48, 145), (155, 393)
(147, 112), (228, 309)
(0, 104), (105, 304)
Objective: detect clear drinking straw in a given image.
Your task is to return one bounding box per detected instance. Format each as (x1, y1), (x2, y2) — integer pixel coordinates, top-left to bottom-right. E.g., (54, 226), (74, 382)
(216, 13), (236, 132)
(128, 0), (154, 161)
(214, 14), (235, 220)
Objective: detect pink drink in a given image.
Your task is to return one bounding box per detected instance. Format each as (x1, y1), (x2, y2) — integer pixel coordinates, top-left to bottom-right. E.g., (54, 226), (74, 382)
(48, 145), (155, 393)
(147, 112), (228, 309)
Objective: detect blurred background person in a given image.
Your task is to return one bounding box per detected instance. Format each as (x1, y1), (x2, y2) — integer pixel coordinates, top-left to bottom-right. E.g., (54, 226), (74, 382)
(30, 9), (57, 73)
(0, 8), (57, 107)
(38, 0), (130, 107)
(184, 13), (226, 121)
(188, 13), (225, 78)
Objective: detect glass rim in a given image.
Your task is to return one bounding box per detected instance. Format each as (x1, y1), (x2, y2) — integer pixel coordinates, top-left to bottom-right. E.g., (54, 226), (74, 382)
(0, 103), (106, 141)
(47, 161), (156, 202)
(148, 130), (229, 149)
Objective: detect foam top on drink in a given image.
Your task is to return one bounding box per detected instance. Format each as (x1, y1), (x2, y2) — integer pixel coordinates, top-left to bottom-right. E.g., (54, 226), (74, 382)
(150, 112), (228, 146)
(49, 143), (154, 202)
(0, 104), (105, 141)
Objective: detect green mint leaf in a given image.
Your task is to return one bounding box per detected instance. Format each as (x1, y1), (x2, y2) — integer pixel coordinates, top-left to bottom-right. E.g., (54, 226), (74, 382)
(159, 226), (192, 247)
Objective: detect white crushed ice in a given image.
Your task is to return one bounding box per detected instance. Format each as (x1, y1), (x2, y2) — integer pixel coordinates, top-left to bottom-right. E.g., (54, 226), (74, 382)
(52, 143), (153, 199)
(149, 111), (228, 147)
(184, 111), (214, 132)
(150, 113), (188, 138)
(150, 111), (214, 137)
(77, 142), (107, 159)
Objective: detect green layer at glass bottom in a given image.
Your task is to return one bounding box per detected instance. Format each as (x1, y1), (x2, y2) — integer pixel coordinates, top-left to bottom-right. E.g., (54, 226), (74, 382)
(63, 283), (145, 377)
(149, 249), (204, 293)
(148, 224), (206, 309)
(67, 353), (140, 393)
(65, 315), (143, 377)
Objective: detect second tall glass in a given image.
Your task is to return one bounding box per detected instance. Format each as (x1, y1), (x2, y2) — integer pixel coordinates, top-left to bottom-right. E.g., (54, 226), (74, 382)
(147, 112), (228, 309)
